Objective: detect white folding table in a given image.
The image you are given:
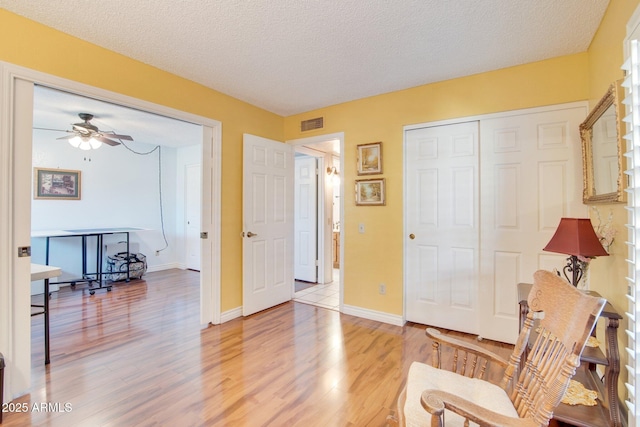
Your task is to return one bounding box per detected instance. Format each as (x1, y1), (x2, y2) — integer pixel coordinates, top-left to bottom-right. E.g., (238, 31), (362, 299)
(31, 227), (144, 294)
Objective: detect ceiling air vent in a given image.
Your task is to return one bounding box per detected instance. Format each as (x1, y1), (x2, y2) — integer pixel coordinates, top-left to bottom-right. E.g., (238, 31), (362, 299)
(300, 117), (324, 132)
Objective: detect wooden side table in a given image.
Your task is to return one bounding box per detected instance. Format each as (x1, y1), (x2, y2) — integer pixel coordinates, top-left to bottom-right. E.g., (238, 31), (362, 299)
(518, 283), (623, 427)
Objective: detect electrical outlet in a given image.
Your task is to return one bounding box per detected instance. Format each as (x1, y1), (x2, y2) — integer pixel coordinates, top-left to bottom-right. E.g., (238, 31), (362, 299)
(359, 223), (365, 233)
(379, 283), (386, 295)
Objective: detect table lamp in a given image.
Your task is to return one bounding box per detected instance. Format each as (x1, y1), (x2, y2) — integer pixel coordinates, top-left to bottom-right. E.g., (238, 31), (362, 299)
(543, 218), (609, 287)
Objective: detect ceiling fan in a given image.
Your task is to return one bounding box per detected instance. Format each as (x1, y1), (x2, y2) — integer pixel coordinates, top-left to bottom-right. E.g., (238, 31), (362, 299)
(36, 113), (133, 150)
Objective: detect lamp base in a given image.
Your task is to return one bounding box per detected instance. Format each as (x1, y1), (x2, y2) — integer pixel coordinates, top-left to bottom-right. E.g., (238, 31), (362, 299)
(561, 255), (583, 287)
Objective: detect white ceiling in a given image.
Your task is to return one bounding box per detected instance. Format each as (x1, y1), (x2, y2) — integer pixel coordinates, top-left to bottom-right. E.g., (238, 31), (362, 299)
(1, 0), (609, 118)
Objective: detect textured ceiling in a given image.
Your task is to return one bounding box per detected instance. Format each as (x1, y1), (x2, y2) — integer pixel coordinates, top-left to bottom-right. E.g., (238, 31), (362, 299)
(1, 1), (609, 117)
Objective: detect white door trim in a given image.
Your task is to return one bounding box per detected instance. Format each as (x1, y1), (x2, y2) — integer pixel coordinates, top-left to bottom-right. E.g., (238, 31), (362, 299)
(404, 101), (589, 132)
(287, 132), (344, 307)
(4, 77), (34, 399)
(293, 146), (327, 284)
(0, 61), (222, 399)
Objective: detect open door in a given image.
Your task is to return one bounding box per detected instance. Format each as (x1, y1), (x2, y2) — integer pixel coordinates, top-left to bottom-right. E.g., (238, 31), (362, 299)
(242, 134), (294, 316)
(186, 164), (201, 271)
(294, 156), (318, 283)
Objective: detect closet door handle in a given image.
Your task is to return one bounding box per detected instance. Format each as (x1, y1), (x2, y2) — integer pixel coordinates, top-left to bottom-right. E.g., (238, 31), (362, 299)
(409, 234), (415, 240)
(247, 231), (258, 238)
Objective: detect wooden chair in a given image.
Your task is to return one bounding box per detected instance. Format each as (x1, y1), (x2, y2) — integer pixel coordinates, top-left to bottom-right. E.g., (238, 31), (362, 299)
(389, 270), (606, 427)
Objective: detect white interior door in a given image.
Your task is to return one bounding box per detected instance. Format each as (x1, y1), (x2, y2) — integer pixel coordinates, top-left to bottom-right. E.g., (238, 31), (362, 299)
(243, 134), (294, 316)
(405, 121), (480, 334)
(294, 156), (318, 282)
(186, 164), (201, 271)
(479, 106), (587, 343)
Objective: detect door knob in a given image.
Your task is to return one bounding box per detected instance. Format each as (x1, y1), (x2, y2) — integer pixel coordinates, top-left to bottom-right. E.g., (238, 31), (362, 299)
(247, 231), (258, 238)
(409, 233), (415, 240)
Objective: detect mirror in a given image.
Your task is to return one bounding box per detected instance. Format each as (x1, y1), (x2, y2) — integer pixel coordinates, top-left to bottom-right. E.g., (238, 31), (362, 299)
(580, 80), (626, 204)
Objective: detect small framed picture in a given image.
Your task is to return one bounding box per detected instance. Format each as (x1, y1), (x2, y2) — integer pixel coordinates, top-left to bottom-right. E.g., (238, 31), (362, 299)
(34, 168), (81, 200)
(355, 178), (386, 206)
(356, 142), (383, 175)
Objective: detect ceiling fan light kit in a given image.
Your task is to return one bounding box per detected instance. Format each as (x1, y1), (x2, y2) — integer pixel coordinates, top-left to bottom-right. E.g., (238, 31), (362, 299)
(69, 135), (102, 150)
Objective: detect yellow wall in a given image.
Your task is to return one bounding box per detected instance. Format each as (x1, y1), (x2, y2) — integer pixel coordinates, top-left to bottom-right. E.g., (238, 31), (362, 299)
(0, 8), (284, 311)
(586, 0), (640, 403)
(285, 55), (590, 314)
(2, 2), (638, 328)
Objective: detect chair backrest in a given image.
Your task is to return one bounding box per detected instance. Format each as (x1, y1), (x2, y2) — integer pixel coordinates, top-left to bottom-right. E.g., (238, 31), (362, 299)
(502, 270), (605, 425)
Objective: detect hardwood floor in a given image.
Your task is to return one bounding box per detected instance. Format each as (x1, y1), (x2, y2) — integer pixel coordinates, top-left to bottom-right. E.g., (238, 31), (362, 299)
(3, 269), (512, 426)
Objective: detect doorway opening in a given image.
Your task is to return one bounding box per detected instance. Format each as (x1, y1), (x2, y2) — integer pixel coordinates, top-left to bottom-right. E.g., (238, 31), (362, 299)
(290, 135), (343, 311)
(2, 63), (222, 399)
(31, 84), (203, 287)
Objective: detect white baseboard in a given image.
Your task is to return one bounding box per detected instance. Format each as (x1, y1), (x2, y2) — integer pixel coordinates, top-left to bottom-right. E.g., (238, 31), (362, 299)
(217, 304), (404, 327)
(146, 262), (181, 273)
(221, 307), (242, 323)
(341, 304), (405, 326)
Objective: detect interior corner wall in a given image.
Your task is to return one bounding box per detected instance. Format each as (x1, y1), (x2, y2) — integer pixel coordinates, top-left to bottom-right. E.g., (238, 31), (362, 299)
(30, 132), (181, 283)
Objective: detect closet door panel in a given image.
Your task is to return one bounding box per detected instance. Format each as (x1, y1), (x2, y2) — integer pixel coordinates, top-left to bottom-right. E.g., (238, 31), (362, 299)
(405, 121), (480, 334)
(479, 107), (587, 343)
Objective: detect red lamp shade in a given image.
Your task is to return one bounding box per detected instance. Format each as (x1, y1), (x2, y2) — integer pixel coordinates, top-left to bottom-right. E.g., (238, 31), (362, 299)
(543, 218), (609, 258)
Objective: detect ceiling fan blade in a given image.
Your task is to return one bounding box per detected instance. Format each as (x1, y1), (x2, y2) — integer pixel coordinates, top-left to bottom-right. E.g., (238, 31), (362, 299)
(102, 132), (133, 141)
(33, 127), (70, 133)
(96, 136), (121, 146)
(56, 134), (77, 140)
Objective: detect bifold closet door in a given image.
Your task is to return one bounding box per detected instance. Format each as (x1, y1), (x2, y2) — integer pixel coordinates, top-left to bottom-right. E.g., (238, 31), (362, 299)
(404, 104), (587, 343)
(478, 106), (587, 344)
(405, 121), (480, 335)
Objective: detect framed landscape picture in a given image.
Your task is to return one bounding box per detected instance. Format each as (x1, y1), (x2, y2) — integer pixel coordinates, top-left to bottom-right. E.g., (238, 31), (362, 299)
(356, 142), (383, 175)
(34, 168), (81, 200)
(355, 178), (386, 206)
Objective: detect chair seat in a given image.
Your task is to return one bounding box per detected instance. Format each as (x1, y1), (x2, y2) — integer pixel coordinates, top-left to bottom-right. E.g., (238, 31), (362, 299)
(404, 361), (519, 427)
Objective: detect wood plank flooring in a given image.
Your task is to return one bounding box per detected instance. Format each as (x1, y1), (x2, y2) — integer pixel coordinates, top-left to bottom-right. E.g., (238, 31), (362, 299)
(2, 269), (512, 426)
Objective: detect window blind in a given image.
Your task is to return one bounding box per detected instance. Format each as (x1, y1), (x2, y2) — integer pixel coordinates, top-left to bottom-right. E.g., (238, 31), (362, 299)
(623, 38), (640, 426)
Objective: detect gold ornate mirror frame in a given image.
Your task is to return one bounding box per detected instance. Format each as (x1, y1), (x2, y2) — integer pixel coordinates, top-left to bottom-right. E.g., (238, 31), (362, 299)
(580, 80), (626, 204)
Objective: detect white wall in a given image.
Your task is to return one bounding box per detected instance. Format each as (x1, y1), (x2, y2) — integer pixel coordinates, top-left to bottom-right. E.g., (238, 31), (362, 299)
(30, 130), (193, 286)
